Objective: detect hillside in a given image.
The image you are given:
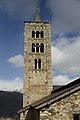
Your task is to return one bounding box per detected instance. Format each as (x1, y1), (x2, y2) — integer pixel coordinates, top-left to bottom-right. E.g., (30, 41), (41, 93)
(0, 91), (23, 118)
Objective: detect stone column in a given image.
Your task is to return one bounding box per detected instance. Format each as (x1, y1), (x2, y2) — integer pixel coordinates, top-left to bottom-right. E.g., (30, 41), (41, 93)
(25, 108), (40, 120)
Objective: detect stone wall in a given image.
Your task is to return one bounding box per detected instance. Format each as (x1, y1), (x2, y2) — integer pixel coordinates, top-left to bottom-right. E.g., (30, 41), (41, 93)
(19, 108), (40, 120)
(23, 22), (52, 107)
(40, 90), (80, 120)
(0, 117), (15, 120)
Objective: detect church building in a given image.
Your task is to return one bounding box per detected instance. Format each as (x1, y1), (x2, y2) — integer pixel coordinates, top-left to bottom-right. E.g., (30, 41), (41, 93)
(18, 10), (80, 120)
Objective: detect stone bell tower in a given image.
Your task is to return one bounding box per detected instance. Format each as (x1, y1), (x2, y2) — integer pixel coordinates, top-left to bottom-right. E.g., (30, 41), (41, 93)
(23, 10), (52, 107)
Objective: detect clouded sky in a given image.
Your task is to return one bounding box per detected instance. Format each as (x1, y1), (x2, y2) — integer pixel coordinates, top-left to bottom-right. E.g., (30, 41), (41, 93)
(0, 0), (80, 91)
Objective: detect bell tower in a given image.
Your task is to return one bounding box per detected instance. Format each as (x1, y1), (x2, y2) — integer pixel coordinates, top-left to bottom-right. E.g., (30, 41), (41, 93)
(23, 10), (52, 107)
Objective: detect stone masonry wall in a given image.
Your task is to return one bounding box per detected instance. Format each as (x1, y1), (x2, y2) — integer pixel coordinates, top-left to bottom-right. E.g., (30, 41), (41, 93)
(0, 117), (15, 120)
(40, 90), (80, 120)
(23, 22), (52, 107)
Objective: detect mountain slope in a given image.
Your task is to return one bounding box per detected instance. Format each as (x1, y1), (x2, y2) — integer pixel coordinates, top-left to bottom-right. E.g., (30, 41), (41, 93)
(0, 91), (23, 117)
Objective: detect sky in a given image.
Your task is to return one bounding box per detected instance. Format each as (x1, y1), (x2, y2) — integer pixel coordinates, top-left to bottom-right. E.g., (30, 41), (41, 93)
(0, 0), (80, 91)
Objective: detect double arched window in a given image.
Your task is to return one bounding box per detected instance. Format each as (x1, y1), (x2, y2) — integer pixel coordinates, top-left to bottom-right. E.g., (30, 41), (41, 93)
(35, 59), (41, 69)
(32, 43), (44, 53)
(32, 31), (44, 38)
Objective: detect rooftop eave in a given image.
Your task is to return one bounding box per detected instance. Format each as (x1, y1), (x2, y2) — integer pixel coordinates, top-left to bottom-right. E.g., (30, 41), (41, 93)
(18, 78), (80, 113)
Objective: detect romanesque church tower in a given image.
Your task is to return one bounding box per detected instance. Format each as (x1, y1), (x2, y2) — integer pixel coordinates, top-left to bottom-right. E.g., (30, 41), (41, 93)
(23, 10), (52, 107)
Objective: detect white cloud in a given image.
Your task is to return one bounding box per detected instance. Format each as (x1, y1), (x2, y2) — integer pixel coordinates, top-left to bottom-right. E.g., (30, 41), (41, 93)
(51, 35), (80, 76)
(52, 75), (75, 85)
(51, 46), (66, 64)
(0, 77), (23, 92)
(7, 54), (24, 68)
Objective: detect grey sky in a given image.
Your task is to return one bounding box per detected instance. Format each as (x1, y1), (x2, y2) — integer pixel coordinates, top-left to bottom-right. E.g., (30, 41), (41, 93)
(0, 0), (37, 20)
(47, 0), (80, 33)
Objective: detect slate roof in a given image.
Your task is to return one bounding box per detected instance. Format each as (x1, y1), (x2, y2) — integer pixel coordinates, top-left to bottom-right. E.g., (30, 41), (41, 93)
(53, 85), (63, 91)
(18, 78), (80, 113)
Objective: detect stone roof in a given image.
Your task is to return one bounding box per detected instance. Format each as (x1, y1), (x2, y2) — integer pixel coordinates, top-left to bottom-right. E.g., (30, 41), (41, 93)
(33, 9), (41, 22)
(18, 78), (80, 113)
(24, 9), (51, 23)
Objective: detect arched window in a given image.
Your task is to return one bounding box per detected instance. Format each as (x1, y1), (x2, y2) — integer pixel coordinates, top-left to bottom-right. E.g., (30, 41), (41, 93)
(32, 31), (35, 38)
(38, 59), (41, 69)
(41, 31), (44, 38)
(32, 43), (35, 52)
(36, 31), (39, 38)
(35, 59), (37, 69)
(40, 43), (44, 52)
(36, 43), (39, 52)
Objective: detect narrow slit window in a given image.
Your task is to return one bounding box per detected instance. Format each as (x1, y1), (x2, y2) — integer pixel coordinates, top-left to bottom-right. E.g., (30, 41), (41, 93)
(41, 31), (44, 38)
(36, 31), (39, 38)
(32, 43), (35, 52)
(35, 59), (41, 69)
(36, 43), (39, 52)
(32, 31), (35, 38)
(40, 43), (44, 53)
(38, 59), (41, 69)
(35, 59), (37, 69)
